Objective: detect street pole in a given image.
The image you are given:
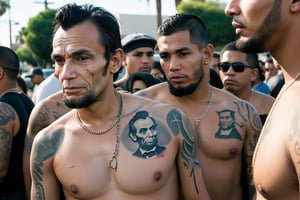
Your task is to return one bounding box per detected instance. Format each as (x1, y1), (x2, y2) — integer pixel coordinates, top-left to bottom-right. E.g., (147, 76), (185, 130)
(8, 0), (12, 48)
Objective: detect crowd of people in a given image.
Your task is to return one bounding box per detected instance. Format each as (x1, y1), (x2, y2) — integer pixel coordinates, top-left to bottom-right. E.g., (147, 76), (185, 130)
(0, 0), (299, 199)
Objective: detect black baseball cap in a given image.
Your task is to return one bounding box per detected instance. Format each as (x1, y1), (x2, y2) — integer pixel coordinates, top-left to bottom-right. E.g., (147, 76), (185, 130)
(0, 46), (20, 72)
(122, 33), (156, 53)
(27, 67), (44, 78)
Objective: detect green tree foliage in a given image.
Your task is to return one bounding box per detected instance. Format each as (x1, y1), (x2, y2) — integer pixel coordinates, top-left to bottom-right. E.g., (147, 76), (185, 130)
(16, 46), (39, 67)
(177, 0), (237, 50)
(0, 0), (10, 16)
(24, 9), (56, 67)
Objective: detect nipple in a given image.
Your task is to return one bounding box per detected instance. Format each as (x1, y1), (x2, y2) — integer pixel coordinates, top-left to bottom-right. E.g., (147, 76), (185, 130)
(70, 185), (78, 194)
(257, 185), (268, 197)
(154, 172), (162, 181)
(229, 147), (238, 155)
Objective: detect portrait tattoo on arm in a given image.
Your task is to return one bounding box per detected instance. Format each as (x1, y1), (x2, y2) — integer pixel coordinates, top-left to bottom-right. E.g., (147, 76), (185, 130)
(31, 129), (64, 199)
(166, 109), (201, 194)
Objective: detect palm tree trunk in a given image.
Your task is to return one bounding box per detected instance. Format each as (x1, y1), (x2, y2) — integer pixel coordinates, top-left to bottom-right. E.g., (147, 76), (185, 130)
(156, 0), (162, 28)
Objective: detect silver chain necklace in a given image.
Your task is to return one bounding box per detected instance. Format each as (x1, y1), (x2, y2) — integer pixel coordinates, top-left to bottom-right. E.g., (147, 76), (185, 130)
(194, 89), (213, 126)
(76, 93), (123, 171)
(76, 94), (123, 135)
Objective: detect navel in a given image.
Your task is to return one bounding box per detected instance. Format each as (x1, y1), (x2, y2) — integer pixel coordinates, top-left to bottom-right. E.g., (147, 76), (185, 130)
(70, 184), (78, 194)
(153, 171), (162, 181)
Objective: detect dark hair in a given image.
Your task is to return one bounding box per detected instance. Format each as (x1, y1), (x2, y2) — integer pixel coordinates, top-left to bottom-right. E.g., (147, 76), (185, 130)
(213, 52), (220, 59)
(257, 60), (266, 81)
(53, 3), (122, 70)
(220, 41), (259, 69)
(0, 46), (19, 80)
(157, 13), (210, 49)
(17, 76), (28, 94)
(125, 72), (161, 93)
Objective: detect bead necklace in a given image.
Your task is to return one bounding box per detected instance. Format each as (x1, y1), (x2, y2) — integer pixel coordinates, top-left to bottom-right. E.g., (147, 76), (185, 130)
(76, 93), (123, 171)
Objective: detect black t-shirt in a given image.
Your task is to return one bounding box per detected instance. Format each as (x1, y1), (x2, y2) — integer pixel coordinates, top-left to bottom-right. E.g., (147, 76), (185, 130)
(0, 92), (34, 198)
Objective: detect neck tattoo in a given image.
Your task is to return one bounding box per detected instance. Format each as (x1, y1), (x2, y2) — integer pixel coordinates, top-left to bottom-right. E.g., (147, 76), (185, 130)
(76, 93), (123, 172)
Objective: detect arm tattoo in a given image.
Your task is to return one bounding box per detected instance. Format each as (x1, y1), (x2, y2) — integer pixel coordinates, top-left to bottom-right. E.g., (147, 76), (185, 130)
(166, 109), (200, 194)
(235, 101), (261, 198)
(0, 105), (15, 182)
(289, 102), (300, 157)
(24, 105), (51, 155)
(31, 129), (64, 199)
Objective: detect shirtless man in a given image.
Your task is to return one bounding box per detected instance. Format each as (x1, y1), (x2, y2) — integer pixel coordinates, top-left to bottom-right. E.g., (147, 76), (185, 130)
(225, 0), (300, 199)
(23, 90), (70, 198)
(30, 3), (209, 199)
(136, 13), (262, 199)
(219, 41), (275, 125)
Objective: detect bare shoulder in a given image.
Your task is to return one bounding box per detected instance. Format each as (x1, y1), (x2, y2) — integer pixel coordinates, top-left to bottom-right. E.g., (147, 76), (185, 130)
(213, 87), (261, 125)
(124, 92), (184, 115)
(0, 102), (19, 134)
(28, 91), (70, 137)
(134, 82), (171, 103)
(253, 91), (275, 104)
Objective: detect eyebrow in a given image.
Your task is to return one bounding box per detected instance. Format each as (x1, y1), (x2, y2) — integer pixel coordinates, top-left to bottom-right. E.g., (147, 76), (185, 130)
(159, 47), (191, 55)
(51, 48), (93, 59)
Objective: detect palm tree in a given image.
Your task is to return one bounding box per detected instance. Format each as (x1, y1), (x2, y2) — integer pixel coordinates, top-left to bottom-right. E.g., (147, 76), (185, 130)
(156, 0), (161, 28)
(0, 0), (10, 16)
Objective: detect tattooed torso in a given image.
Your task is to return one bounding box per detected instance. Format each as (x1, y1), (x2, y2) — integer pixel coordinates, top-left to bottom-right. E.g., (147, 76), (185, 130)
(136, 83), (262, 200)
(30, 94), (207, 200)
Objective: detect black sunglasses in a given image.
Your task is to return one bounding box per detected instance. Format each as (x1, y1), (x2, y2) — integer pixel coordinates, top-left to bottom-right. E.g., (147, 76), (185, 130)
(218, 62), (252, 73)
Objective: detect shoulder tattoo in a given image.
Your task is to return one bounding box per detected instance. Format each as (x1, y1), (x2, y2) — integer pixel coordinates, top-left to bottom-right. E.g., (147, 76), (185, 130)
(31, 129), (64, 199)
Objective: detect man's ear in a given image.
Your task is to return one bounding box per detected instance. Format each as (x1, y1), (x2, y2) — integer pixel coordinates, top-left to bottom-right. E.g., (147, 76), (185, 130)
(202, 44), (214, 66)
(0, 67), (4, 79)
(251, 68), (259, 82)
(290, 0), (300, 12)
(110, 48), (124, 74)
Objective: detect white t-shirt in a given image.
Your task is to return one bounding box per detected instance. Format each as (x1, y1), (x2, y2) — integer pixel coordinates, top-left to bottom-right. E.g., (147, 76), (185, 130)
(34, 74), (61, 103)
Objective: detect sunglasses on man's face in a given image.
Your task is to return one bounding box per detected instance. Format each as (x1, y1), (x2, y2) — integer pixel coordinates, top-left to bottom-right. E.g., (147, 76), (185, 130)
(218, 62), (252, 73)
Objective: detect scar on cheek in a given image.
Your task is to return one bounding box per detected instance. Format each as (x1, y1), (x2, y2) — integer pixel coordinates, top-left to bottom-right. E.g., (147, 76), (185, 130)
(154, 171), (162, 181)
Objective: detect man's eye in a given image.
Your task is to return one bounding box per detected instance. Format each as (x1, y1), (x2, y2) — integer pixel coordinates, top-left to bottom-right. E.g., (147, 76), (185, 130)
(77, 56), (88, 61)
(54, 58), (65, 65)
(179, 52), (188, 57)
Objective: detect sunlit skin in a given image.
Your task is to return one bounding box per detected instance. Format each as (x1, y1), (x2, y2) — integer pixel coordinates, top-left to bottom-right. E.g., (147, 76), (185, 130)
(52, 22), (114, 109)
(158, 30), (208, 97)
(30, 18), (210, 200)
(225, 0), (300, 199)
(137, 29), (262, 200)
